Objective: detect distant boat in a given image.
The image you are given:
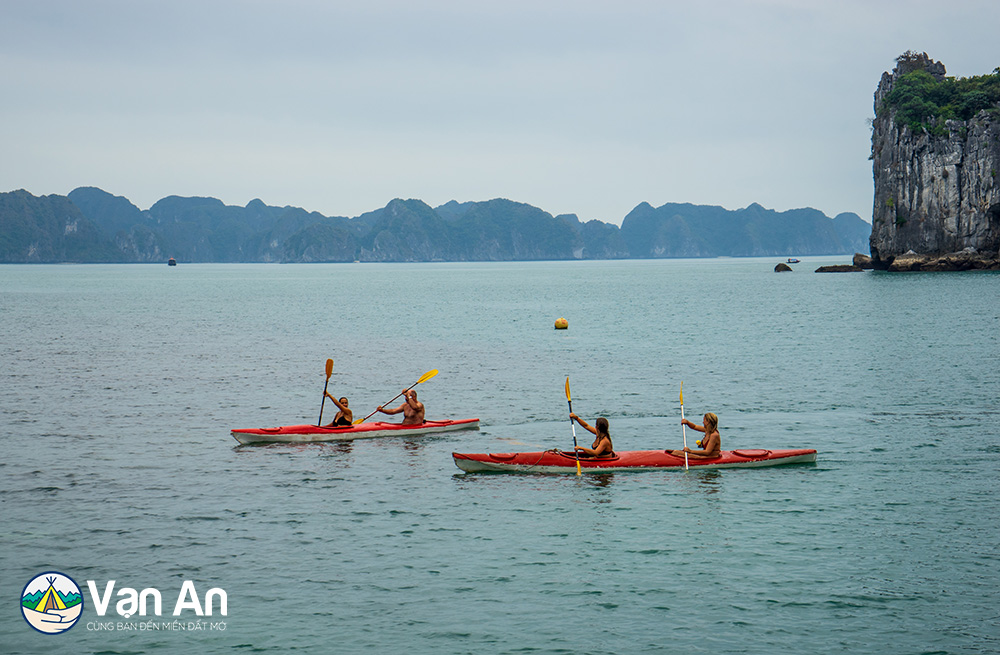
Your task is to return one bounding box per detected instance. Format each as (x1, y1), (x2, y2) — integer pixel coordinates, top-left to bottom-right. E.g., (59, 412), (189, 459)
(786, 258), (800, 264)
(168, 257), (177, 266)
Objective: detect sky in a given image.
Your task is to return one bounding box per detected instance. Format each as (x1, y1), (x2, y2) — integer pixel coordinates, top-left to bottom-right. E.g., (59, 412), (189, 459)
(2, 0), (998, 225)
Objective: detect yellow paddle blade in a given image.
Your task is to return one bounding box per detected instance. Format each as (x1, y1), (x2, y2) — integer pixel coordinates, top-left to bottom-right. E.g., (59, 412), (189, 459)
(565, 377), (571, 402)
(679, 381), (684, 405)
(325, 358), (334, 378)
(417, 369), (439, 384)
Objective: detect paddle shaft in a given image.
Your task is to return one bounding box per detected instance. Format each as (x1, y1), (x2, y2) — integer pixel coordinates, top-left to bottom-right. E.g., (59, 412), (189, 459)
(318, 378), (331, 425)
(359, 391), (404, 424)
(317, 359), (334, 426)
(681, 403), (689, 470)
(565, 376), (582, 476)
(567, 399), (582, 476)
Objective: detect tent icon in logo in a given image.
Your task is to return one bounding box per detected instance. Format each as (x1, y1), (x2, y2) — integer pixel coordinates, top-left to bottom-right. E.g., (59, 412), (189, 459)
(21, 572), (83, 634)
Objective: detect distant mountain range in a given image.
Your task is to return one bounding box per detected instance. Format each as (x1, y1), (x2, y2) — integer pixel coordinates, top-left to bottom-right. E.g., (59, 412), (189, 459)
(0, 187), (871, 263)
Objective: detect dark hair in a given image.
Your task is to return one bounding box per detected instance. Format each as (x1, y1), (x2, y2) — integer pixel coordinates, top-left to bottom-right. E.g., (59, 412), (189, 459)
(595, 417), (610, 437)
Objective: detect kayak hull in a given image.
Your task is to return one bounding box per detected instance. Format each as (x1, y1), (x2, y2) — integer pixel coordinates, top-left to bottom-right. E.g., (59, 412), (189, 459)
(452, 448), (816, 473)
(232, 418), (480, 444)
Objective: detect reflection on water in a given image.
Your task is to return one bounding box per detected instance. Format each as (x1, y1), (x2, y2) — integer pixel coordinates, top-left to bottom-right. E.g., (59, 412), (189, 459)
(321, 441), (355, 457)
(233, 440), (356, 455)
(400, 438), (427, 455)
(692, 469), (722, 493)
(585, 473), (616, 490)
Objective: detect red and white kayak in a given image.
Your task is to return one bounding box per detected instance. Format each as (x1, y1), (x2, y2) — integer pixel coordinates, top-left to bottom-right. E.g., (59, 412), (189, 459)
(452, 448), (816, 473)
(232, 418), (480, 445)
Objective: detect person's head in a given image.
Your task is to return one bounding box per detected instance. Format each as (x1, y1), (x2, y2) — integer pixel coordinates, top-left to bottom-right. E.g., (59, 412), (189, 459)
(409, 390), (417, 400)
(340, 397), (349, 407)
(595, 417), (610, 436)
(703, 413), (718, 433)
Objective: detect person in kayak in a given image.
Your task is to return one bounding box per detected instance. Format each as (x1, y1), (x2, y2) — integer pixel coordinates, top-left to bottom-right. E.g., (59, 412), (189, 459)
(377, 389), (425, 425)
(670, 412), (721, 458)
(569, 413), (614, 457)
(323, 392), (353, 427)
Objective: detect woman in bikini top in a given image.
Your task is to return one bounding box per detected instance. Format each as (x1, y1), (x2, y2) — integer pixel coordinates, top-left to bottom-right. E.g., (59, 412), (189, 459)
(670, 412), (720, 458)
(324, 393), (353, 427)
(569, 414), (614, 457)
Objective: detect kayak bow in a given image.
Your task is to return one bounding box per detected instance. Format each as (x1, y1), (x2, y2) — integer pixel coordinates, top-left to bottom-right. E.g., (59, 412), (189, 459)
(452, 448), (816, 473)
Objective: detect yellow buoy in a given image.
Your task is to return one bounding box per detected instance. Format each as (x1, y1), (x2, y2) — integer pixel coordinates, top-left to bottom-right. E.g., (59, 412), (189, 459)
(554, 317), (568, 329)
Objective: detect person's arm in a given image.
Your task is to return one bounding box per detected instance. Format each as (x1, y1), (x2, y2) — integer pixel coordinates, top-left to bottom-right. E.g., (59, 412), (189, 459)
(404, 391), (421, 411)
(681, 419), (706, 434)
(325, 392), (347, 412)
(379, 403), (404, 415)
(570, 413), (597, 436)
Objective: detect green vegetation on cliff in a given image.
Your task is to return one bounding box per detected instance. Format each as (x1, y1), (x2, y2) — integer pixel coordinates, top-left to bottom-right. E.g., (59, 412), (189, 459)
(881, 52), (1000, 134)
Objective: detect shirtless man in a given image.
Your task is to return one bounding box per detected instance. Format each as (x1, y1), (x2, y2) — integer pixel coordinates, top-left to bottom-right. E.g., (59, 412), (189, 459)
(377, 389), (425, 425)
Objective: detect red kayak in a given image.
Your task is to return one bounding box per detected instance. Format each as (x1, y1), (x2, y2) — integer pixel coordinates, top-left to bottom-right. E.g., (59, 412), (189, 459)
(452, 448), (816, 473)
(232, 418), (480, 444)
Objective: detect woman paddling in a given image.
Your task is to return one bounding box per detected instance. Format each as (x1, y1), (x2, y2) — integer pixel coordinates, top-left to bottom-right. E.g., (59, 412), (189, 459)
(323, 392), (353, 427)
(569, 414), (614, 458)
(670, 412), (721, 459)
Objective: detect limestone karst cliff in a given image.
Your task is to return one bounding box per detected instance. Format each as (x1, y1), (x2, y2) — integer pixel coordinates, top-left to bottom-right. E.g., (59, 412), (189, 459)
(870, 52), (1000, 270)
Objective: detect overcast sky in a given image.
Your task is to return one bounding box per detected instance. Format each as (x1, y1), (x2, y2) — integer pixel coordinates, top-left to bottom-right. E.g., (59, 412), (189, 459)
(2, 0), (997, 224)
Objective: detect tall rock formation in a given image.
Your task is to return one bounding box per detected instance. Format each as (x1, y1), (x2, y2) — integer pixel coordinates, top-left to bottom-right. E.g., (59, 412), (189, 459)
(870, 53), (1000, 270)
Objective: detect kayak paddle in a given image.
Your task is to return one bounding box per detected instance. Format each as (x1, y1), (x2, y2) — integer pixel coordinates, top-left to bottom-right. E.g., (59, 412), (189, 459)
(680, 382), (688, 471)
(565, 377), (582, 476)
(317, 358), (334, 426)
(354, 369), (439, 424)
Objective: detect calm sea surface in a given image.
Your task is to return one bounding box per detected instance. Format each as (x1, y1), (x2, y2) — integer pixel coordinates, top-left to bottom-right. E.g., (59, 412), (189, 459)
(1, 259), (998, 654)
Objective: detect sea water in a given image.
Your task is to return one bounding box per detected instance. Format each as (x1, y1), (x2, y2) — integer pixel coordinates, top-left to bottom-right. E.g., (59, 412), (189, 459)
(1, 259), (998, 654)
